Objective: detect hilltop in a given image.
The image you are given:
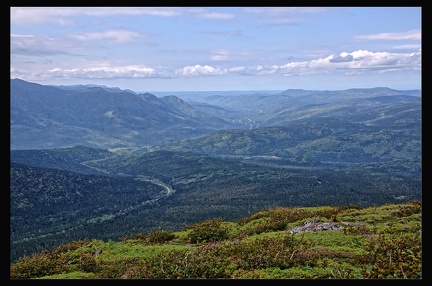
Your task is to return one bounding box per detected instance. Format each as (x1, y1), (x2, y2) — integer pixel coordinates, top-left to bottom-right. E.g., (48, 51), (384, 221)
(10, 201), (421, 279)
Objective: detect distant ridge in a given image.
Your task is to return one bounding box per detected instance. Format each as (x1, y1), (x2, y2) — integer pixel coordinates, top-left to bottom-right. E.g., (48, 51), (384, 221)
(10, 79), (421, 150)
(10, 79), (239, 150)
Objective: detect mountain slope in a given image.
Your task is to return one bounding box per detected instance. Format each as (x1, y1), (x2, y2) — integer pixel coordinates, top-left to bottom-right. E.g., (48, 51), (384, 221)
(131, 117), (421, 176)
(186, 87), (421, 127)
(10, 162), (167, 262)
(10, 145), (115, 175)
(10, 79), (240, 149)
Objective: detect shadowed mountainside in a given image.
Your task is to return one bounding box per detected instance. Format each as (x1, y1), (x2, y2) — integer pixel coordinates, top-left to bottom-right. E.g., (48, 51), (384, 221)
(11, 79), (242, 149)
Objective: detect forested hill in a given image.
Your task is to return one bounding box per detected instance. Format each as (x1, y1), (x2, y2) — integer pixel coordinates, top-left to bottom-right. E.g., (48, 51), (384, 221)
(10, 148), (421, 263)
(10, 79), (240, 149)
(142, 117), (421, 175)
(11, 79), (420, 150)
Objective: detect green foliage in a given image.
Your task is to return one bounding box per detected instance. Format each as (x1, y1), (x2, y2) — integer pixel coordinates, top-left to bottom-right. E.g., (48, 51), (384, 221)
(391, 201), (421, 218)
(38, 271), (98, 279)
(147, 229), (176, 244)
(236, 206), (344, 237)
(10, 249), (70, 278)
(77, 252), (99, 273)
(10, 238), (97, 279)
(360, 231), (422, 278)
(186, 218), (229, 244)
(122, 229), (176, 245)
(10, 202), (421, 279)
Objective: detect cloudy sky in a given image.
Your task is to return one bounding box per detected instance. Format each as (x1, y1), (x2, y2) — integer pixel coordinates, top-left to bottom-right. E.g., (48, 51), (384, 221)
(10, 7), (421, 92)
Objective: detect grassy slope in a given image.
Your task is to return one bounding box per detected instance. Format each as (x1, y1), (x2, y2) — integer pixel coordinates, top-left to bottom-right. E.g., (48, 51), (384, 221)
(10, 201), (421, 279)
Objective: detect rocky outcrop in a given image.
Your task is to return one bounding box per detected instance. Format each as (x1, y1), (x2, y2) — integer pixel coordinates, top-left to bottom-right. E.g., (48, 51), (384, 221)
(288, 218), (344, 234)
(287, 219), (369, 234)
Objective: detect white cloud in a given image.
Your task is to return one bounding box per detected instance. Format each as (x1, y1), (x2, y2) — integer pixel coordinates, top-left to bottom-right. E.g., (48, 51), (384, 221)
(45, 65), (156, 79)
(195, 12), (234, 19)
(188, 8), (234, 20)
(70, 30), (145, 43)
(10, 44), (421, 82)
(174, 64), (247, 76)
(200, 30), (243, 37)
(11, 61), (250, 81)
(229, 66), (245, 72)
(243, 7), (328, 26)
(354, 29), (421, 41)
(81, 7), (182, 17)
(256, 49), (421, 76)
(210, 49), (230, 61)
(392, 44), (422, 50)
(210, 49), (257, 62)
(10, 7), (182, 25)
(11, 34), (74, 56)
(175, 65), (227, 76)
(243, 7), (327, 15)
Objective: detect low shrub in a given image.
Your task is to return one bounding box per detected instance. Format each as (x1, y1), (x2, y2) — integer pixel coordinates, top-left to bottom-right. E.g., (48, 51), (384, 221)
(148, 229), (176, 244)
(187, 218), (228, 244)
(360, 231), (422, 279)
(10, 250), (70, 279)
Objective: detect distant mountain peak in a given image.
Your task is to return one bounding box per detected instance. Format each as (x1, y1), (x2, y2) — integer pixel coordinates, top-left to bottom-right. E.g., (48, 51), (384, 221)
(137, 92), (159, 101)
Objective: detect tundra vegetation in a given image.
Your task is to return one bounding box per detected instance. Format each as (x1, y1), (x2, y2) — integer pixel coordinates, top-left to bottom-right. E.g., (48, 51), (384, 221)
(10, 201), (421, 279)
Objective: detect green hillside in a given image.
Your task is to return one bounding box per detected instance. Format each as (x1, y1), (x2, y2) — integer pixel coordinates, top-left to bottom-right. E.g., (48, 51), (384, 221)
(10, 201), (421, 279)
(140, 117), (420, 175)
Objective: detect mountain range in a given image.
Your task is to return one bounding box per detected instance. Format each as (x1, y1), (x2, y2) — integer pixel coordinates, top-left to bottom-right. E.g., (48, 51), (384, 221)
(11, 78), (240, 149)
(11, 79), (420, 150)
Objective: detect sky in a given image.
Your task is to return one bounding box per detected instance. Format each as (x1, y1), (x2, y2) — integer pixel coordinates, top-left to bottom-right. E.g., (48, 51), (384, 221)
(10, 7), (422, 92)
